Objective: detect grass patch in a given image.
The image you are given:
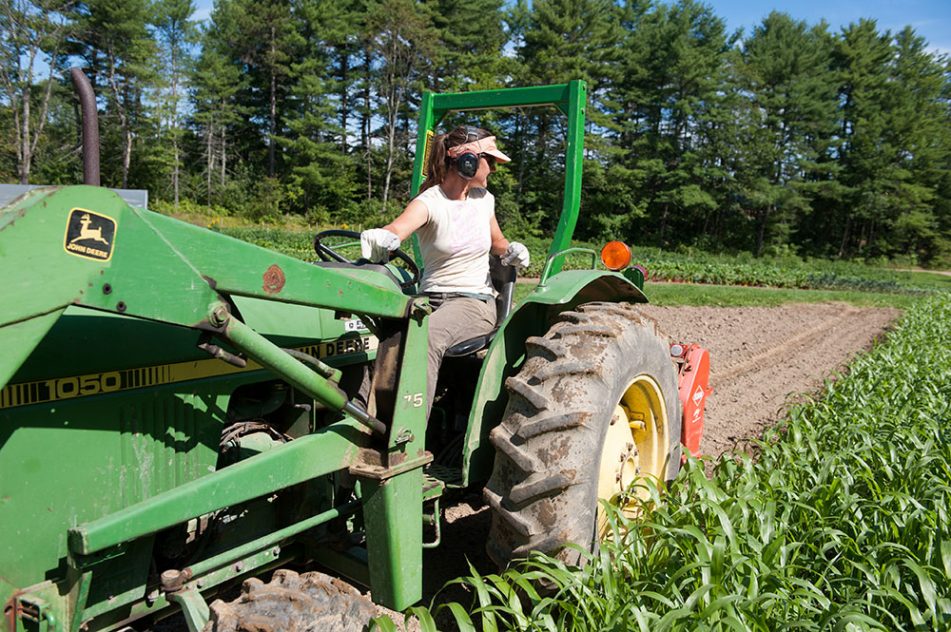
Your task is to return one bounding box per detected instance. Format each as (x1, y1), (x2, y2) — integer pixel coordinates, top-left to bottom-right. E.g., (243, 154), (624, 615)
(396, 294), (950, 630)
(642, 282), (918, 309)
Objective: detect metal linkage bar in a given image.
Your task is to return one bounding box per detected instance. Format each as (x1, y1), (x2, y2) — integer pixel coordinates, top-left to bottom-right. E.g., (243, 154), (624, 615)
(218, 308), (386, 436)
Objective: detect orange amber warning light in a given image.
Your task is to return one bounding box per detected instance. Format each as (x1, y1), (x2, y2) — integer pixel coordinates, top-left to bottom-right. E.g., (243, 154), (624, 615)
(600, 241), (632, 271)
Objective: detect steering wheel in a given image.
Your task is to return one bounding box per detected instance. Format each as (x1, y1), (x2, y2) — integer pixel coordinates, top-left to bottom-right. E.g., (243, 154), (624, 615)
(313, 229), (420, 289)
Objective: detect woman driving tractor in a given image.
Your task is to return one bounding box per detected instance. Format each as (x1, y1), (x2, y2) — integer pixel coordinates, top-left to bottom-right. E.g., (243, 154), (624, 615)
(360, 126), (529, 412)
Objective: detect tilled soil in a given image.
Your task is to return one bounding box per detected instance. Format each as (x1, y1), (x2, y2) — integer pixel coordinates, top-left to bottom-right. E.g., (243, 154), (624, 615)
(638, 302), (900, 458)
(412, 301), (901, 620)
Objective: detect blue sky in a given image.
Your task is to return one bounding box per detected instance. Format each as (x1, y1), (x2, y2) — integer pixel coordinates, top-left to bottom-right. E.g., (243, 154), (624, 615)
(193, 0), (951, 54)
(709, 0), (950, 53)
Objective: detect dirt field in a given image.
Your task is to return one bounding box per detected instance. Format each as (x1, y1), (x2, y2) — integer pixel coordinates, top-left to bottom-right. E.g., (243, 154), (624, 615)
(639, 302), (900, 458)
(414, 301), (901, 617)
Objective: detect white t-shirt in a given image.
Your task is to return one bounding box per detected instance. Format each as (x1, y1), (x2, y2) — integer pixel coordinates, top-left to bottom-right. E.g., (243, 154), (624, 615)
(415, 185), (495, 295)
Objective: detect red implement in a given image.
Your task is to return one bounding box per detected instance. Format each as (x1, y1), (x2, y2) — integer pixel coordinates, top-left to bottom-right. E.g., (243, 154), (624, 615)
(671, 343), (711, 460)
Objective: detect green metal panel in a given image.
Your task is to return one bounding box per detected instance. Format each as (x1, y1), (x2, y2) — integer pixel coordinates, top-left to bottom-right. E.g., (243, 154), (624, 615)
(124, 209), (412, 317)
(0, 294), (384, 626)
(1, 307), (375, 412)
(0, 382), (223, 606)
(0, 186), (412, 344)
(461, 270), (648, 485)
(0, 309), (64, 389)
(69, 417), (370, 556)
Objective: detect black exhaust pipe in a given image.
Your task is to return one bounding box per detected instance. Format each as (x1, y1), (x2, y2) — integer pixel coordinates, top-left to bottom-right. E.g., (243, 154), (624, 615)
(70, 67), (100, 186)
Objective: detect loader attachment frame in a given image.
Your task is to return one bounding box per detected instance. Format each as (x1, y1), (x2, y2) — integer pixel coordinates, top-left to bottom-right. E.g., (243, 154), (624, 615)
(0, 185), (433, 627)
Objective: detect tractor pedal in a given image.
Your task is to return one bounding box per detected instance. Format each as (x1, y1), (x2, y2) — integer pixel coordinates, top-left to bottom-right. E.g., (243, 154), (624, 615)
(426, 464), (464, 487)
(423, 464), (465, 501)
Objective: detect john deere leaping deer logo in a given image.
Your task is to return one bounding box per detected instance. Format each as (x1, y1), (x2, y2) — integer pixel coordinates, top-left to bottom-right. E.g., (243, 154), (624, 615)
(64, 208), (117, 261)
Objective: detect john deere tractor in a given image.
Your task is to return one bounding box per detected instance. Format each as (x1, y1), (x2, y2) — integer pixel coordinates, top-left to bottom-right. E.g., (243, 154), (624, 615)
(0, 72), (709, 631)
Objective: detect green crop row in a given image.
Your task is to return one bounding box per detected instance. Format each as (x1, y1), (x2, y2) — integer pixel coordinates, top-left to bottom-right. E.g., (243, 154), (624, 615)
(216, 226), (945, 295)
(516, 237), (943, 294)
(383, 294), (951, 631)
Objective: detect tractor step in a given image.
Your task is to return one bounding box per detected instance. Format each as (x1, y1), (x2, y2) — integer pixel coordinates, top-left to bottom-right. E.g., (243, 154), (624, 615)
(423, 465), (463, 501)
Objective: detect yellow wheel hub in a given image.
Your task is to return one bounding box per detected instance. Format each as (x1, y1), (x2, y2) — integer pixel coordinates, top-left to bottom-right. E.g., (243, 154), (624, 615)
(597, 374), (670, 531)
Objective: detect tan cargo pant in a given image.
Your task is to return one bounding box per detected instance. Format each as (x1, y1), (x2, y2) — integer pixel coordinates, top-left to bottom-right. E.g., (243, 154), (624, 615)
(426, 297), (496, 414)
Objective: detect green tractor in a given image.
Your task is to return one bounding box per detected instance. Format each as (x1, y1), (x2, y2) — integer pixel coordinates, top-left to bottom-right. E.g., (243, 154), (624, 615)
(0, 72), (710, 631)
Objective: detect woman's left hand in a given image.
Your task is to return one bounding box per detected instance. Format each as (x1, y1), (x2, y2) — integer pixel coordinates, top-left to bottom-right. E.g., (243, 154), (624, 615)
(502, 242), (530, 272)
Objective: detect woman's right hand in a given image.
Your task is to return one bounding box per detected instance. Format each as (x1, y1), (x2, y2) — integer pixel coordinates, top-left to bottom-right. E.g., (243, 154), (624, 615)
(360, 228), (401, 263)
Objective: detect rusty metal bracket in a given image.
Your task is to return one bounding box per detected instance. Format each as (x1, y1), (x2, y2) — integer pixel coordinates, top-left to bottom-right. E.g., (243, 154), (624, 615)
(349, 452), (433, 481)
(409, 298), (432, 322)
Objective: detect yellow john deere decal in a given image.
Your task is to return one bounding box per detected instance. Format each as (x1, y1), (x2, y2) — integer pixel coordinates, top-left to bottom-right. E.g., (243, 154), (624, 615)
(63, 207), (117, 261)
(0, 336), (378, 410)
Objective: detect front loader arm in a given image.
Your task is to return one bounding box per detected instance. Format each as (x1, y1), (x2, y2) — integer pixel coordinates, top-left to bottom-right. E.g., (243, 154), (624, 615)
(0, 186), (414, 388)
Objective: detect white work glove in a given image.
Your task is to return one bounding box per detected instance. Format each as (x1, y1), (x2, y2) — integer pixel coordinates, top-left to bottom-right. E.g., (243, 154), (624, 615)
(501, 241), (530, 272)
(360, 228), (401, 263)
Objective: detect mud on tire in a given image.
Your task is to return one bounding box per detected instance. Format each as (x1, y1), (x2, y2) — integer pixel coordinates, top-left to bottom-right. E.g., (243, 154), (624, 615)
(205, 569), (376, 632)
(484, 302), (682, 568)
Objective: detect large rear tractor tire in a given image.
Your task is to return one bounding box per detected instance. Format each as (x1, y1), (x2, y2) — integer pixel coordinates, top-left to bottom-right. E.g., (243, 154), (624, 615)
(484, 302), (682, 567)
(205, 569), (376, 632)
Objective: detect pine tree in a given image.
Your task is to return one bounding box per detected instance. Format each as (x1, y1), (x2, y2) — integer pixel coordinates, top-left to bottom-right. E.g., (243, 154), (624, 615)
(69, 0), (158, 188)
(192, 20), (244, 206)
(832, 19), (895, 257)
(317, 0), (366, 154)
(424, 0), (507, 92)
(366, 0), (437, 206)
(881, 27), (950, 263)
(0, 0), (72, 184)
(153, 0), (198, 206)
(280, 0), (360, 218)
(514, 0), (622, 235)
(612, 0), (730, 247)
(209, 0), (297, 180)
(736, 12), (837, 255)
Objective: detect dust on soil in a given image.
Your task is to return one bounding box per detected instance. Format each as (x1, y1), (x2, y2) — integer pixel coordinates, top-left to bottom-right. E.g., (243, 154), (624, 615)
(407, 301), (901, 624)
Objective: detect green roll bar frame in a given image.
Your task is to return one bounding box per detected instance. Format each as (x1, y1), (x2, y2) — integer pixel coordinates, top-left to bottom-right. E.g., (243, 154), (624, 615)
(410, 81), (587, 276)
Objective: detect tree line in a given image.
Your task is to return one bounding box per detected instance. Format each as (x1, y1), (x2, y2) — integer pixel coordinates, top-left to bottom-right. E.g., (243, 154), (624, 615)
(2, 0), (949, 264)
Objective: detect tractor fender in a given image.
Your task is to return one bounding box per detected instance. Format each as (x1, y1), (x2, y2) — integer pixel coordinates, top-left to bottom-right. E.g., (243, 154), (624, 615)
(461, 269), (648, 486)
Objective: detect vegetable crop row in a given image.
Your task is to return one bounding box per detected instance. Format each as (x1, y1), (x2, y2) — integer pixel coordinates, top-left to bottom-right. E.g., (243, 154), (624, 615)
(386, 294), (951, 631)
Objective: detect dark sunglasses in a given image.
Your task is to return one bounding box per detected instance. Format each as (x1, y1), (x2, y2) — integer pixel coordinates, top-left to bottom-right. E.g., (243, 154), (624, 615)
(481, 154), (497, 168)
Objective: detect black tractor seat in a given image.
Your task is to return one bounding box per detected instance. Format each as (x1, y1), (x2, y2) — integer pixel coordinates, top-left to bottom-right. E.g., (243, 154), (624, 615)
(444, 256), (517, 358)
